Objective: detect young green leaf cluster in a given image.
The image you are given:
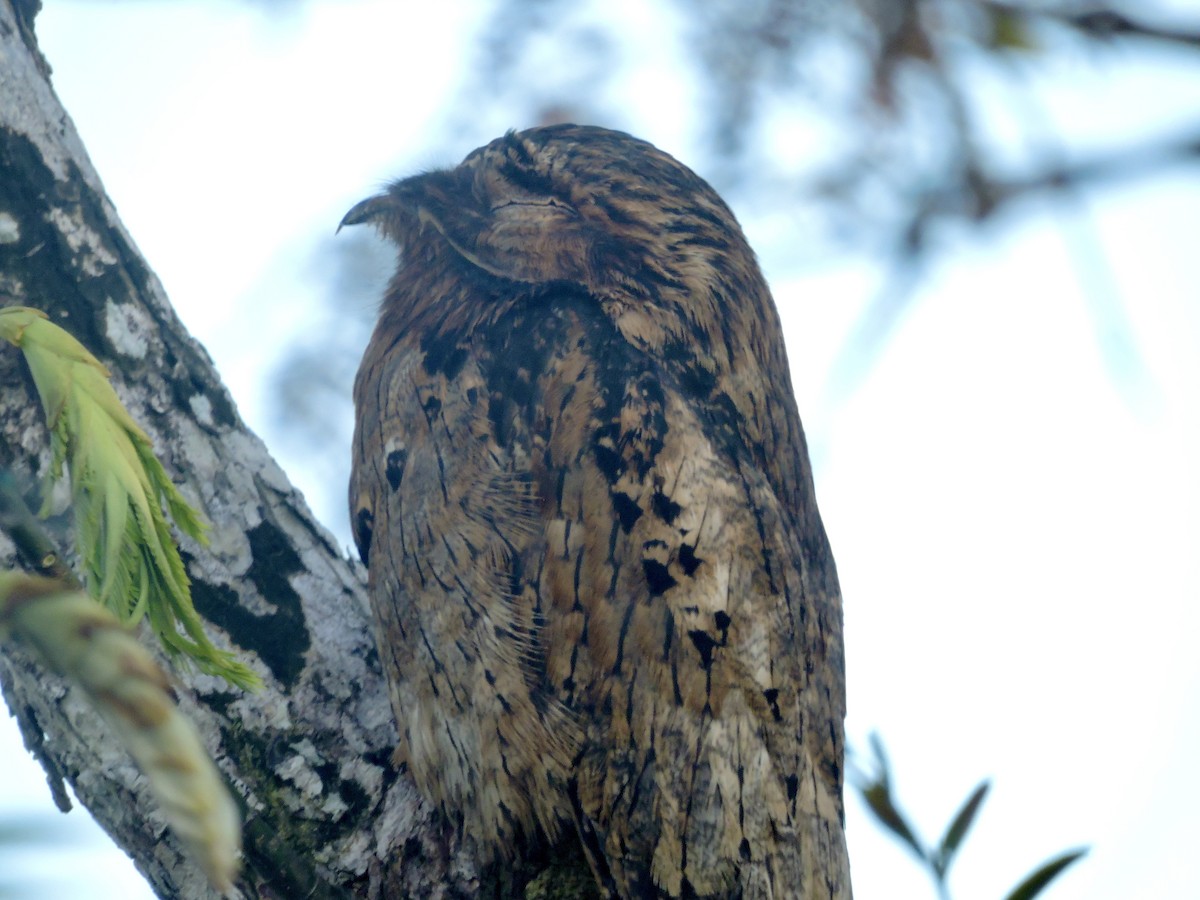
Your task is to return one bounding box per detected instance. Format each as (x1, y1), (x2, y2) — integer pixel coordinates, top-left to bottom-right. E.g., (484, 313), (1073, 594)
(0, 306), (258, 689)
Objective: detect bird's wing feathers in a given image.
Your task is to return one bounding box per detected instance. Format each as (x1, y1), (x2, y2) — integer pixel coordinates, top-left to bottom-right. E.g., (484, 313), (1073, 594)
(486, 289), (842, 897)
(353, 282), (845, 899)
(351, 307), (581, 850)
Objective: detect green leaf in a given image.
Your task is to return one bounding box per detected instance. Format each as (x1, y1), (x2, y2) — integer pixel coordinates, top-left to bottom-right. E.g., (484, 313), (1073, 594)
(867, 731), (892, 787)
(934, 780), (989, 875)
(1, 306), (259, 689)
(1003, 847), (1089, 900)
(861, 781), (926, 860)
(856, 732), (926, 860)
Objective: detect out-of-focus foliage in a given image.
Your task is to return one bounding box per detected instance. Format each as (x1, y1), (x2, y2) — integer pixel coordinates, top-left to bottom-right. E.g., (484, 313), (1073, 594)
(458, 0), (1200, 251)
(854, 734), (1088, 900)
(272, 0), (1200, 465)
(0, 573), (242, 893)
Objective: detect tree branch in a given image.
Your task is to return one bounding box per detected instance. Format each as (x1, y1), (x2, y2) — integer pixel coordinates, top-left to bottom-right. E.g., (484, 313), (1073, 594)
(0, 470), (76, 585)
(0, 1), (480, 896)
(984, 1), (1200, 50)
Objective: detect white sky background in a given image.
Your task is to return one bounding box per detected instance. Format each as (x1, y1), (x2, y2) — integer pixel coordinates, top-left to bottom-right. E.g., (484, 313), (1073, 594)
(2, 1), (1198, 898)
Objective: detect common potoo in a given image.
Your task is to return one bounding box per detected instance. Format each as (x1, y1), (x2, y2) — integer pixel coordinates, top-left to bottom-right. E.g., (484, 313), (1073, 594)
(345, 125), (850, 899)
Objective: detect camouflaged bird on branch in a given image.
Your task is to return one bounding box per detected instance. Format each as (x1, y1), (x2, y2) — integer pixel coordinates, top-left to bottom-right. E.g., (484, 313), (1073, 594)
(345, 125), (850, 899)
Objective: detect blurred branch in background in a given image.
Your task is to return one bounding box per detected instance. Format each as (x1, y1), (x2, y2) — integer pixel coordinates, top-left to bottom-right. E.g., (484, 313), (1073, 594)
(268, 228), (390, 512)
(272, 0), (1200, 463)
(993, 3), (1200, 48)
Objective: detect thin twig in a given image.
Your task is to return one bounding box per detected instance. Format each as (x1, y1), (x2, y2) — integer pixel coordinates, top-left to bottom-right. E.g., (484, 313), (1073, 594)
(0, 470), (76, 586)
(983, 2), (1200, 49)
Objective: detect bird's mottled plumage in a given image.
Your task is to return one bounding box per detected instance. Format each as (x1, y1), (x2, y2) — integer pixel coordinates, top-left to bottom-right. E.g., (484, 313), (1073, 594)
(347, 125), (850, 899)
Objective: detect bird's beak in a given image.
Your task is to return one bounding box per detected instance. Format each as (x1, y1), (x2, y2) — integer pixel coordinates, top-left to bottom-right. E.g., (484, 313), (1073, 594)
(337, 194), (393, 234)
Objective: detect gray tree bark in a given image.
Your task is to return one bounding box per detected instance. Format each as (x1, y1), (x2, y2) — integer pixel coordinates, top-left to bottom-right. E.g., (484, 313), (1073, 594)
(0, 2), (477, 896)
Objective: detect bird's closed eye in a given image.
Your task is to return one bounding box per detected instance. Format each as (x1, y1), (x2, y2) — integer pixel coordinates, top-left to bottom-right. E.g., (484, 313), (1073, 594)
(490, 197), (578, 215)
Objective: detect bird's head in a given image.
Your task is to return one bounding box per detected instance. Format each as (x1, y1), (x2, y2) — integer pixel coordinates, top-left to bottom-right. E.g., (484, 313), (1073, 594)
(341, 124), (780, 371)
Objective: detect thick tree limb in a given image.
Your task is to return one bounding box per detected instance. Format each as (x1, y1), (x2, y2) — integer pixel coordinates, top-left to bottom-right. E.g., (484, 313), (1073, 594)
(0, 1), (479, 896)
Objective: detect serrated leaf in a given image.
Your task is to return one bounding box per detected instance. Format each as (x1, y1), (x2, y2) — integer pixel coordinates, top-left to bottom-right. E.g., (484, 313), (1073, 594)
(1003, 847), (1089, 900)
(935, 780), (989, 874)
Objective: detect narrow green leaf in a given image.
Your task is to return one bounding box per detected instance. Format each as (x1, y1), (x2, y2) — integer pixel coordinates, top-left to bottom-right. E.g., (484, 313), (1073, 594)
(1003, 847), (1089, 900)
(936, 780), (990, 873)
(861, 781), (926, 860)
(868, 731), (892, 789)
(856, 732), (928, 860)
